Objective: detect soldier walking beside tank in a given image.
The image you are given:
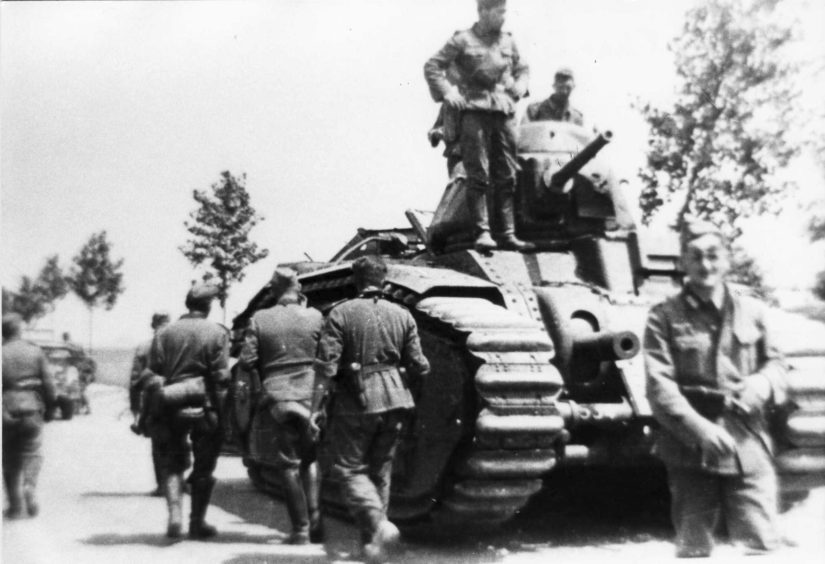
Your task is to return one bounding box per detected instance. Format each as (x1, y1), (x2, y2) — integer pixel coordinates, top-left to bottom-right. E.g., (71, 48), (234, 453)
(239, 268), (324, 545)
(129, 311), (171, 496)
(3, 313), (56, 519)
(644, 220), (789, 557)
(424, 0), (534, 253)
(310, 256), (430, 563)
(524, 67), (583, 125)
(147, 284), (230, 539)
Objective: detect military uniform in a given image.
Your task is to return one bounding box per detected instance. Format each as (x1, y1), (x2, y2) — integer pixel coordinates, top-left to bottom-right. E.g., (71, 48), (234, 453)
(525, 94), (583, 125)
(644, 285), (787, 556)
(314, 288), (430, 545)
(240, 292), (324, 543)
(149, 309), (229, 537)
(424, 22), (531, 248)
(129, 338), (163, 493)
(3, 336), (56, 518)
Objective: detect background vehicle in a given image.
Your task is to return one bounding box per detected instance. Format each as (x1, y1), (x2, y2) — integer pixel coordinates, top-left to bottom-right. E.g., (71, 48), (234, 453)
(26, 336), (96, 420)
(228, 121), (825, 526)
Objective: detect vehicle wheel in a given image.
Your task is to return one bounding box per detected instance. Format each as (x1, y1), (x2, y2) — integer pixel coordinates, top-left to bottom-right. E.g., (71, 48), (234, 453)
(59, 397), (74, 420)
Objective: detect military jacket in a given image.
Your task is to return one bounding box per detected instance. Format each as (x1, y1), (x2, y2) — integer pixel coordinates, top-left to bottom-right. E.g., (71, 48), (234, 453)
(2, 338), (57, 414)
(524, 94), (583, 125)
(148, 312), (230, 390)
(239, 296), (323, 401)
(315, 289), (430, 414)
(129, 338), (152, 412)
(644, 285), (787, 475)
(424, 24), (529, 116)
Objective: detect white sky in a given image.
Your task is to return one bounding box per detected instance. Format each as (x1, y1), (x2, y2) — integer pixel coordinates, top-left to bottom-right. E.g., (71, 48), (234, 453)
(2, 0), (823, 348)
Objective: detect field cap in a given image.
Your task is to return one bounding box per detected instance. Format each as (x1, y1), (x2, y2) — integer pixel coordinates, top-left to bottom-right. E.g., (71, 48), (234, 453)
(186, 282), (220, 302)
(680, 218), (727, 250)
(271, 267), (301, 297)
(555, 67), (575, 81)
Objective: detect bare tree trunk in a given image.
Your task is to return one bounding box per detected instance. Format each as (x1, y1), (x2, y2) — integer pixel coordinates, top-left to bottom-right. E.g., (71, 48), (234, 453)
(87, 306), (94, 354)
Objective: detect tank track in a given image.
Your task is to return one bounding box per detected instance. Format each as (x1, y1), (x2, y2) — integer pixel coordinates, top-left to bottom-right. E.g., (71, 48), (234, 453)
(390, 295), (567, 524)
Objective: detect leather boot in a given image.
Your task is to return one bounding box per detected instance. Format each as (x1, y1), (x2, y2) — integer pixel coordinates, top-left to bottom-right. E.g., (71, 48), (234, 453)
(280, 468), (310, 544)
(301, 462), (324, 543)
(466, 188), (496, 252)
(3, 470), (24, 519)
(165, 473), (183, 538)
(495, 191), (534, 252)
(188, 476), (218, 539)
(363, 518), (401, 564)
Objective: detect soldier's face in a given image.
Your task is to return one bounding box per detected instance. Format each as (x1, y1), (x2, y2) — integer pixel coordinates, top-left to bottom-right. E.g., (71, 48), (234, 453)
(479, 6), (507, 31)
(682, 234), (730, 290)
(554, 78), (575, 99)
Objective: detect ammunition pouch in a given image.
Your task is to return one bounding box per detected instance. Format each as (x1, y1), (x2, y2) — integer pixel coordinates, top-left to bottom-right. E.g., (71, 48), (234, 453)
(161, 377), (207, 409)
(3, 390), (41, 418)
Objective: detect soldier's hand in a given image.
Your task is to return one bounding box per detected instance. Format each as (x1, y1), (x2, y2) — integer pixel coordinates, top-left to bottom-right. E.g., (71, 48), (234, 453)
(696, 420), (736, 458)
(735, 374), (771, 415)
(309, 411), (325, 442)
(443, 90), (466, 111)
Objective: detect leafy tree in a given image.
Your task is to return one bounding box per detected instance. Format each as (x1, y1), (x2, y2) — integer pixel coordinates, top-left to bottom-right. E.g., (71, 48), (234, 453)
(67, 231), (125, 351)
(811, 212), (825, 301)
(179, 171), (269, 321)
(3, 255), (70, 324)
(637, 0), (800, 235)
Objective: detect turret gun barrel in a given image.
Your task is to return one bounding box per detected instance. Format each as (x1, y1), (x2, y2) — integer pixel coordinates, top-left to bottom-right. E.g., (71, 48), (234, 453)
(548, 130), (613, 191)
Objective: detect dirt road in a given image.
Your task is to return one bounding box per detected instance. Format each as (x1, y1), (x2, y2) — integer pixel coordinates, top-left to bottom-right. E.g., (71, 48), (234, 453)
(3, 383), (824, 563)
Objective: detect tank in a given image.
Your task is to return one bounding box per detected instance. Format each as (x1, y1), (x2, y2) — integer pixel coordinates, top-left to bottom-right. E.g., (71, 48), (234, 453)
(227, 120), (825, 525)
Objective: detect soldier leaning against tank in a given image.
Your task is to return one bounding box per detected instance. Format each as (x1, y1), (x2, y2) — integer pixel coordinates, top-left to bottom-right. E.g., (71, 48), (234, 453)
(129, 311), (171, 497)
(146, 283), (230, 539)
(523, 66), (583, 125)
(3, 313), (57, 519)
(643, 220), (790, 557)
(424, 0), (534, 253)
(238, 267), (325, 545)
(309, 256), (430, 563)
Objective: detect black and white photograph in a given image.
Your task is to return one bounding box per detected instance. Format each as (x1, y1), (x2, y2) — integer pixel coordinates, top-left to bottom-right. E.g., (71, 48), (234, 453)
(2, 1), (824, 562)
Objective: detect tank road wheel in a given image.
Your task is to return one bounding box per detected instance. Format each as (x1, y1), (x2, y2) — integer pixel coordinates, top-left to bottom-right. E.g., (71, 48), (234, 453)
(387, 297), (566, 526)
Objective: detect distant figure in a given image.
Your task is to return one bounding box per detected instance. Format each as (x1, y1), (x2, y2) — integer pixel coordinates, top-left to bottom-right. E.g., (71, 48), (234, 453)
(61, 331), (94, 414)
(3, 313), (57, 519)
(424, 0), (534, 253)
(147, 284), (230, 539)
(644, 220), (789, 557)
(524, 67), (583, 125)
(129, 311), (171, 496)
(239, 268), (324, 544)
(311, 256), (430, 562)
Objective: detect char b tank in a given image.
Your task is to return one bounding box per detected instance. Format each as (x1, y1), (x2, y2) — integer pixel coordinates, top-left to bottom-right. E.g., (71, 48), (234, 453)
(229, 120), (825, 526)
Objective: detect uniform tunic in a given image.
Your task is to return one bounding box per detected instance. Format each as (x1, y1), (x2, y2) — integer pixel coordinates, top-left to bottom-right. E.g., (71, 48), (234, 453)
(424, 24), (529, 196)
(240, 296), (323, 469)
(315, 289), (430, 536)
(525, 94), (583, 125)
(644, 285), (787, 555)
(148, 312), (230, 476)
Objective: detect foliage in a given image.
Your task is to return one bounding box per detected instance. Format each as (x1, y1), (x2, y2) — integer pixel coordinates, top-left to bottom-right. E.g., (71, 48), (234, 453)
(811, 211), (825, 301)
(179, 171), (269, 313)
(67, 231), (125, 311)
(637, 0), (800, 237)
(728, 247), (777, 306)
(3, 255), (70, 324)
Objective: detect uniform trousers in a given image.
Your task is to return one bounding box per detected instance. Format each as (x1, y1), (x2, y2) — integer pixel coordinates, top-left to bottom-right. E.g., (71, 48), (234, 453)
(460, 111), (518, 197)
(3, 413), (44, 511)
(153, 411), (222, 480)
(667, 459), (780, 557)
(327, 406), (408, 538)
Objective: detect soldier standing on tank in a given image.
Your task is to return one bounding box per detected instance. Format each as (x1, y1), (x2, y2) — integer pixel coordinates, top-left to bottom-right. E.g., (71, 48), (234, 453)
(644, 220), (789, 557)
(424, 0), (534, 253)
(239, 268), (325, 545)
(523, 67), (583, 125)
(2, 313), (57, 519)
(310, 256), (430, 563)
(147, 283), (230, 539)
(129, 311), (171, 496)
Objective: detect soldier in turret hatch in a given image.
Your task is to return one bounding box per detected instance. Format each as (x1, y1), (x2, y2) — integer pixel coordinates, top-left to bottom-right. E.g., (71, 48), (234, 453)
(524, 67), (583, 125)
(424, 0), (534, 253)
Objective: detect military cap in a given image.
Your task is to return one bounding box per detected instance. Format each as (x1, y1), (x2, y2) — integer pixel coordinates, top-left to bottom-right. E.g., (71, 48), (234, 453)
(478, 0), (506, 10)
(186, 282), (220, 303)
(151, 311), (171, 329)
(270, 267), (301, 297)
(352, 256), (388, 289)
(554, 67), (575, 81)
(680, 218), (727, 250)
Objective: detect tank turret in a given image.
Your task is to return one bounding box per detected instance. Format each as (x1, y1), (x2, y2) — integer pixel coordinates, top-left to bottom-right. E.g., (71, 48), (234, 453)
(227, 120), (825, 528)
